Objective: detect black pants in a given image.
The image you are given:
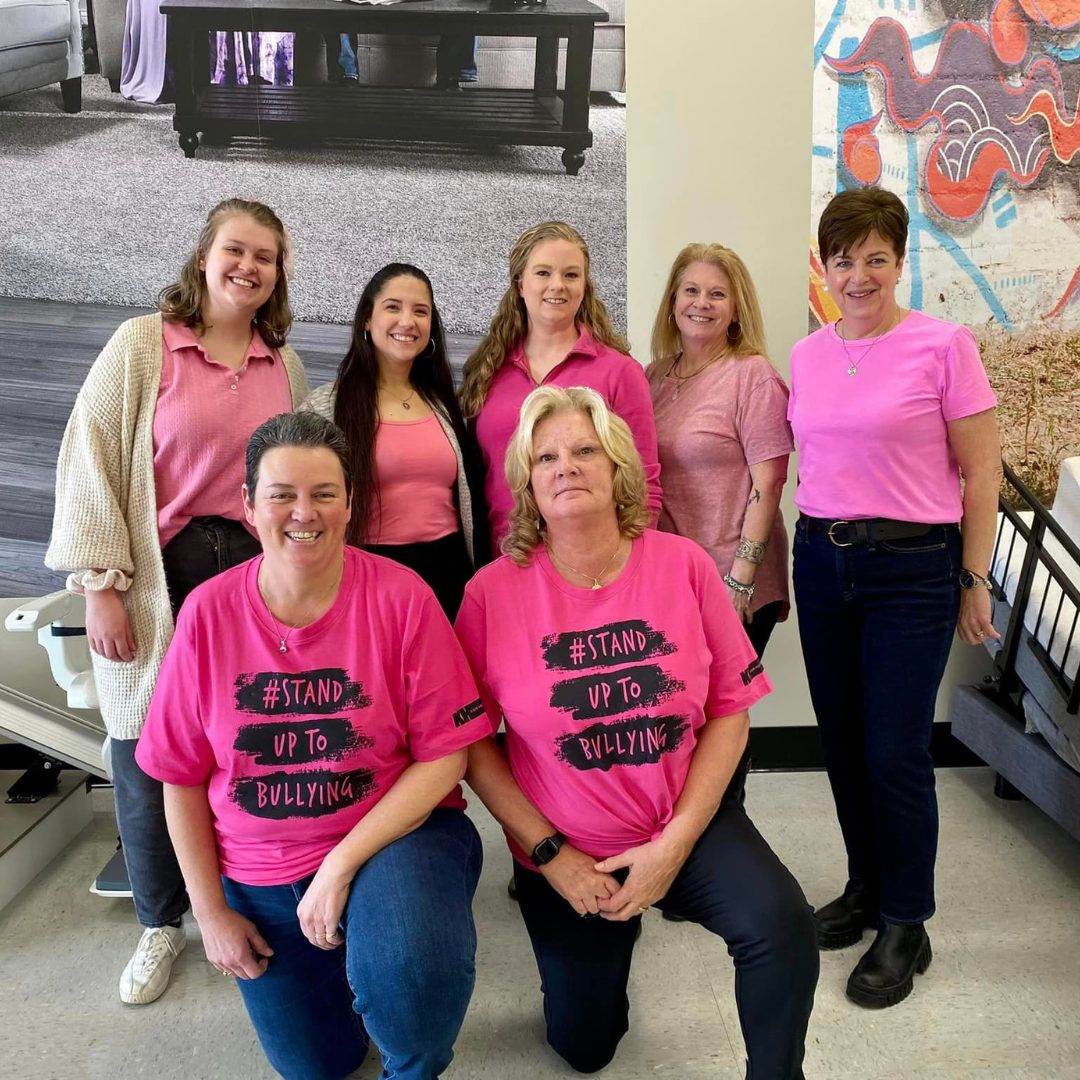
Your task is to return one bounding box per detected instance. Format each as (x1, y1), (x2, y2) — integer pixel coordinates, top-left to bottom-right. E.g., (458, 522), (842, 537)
(161, 515), (262, 618)
(366, 530), (473, 621)
(513, 800), (819, 1078)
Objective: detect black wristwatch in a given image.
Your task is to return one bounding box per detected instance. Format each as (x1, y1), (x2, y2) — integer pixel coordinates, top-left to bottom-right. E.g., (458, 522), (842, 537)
(530, 832), (565, 867)
(959, 568), (992, 590)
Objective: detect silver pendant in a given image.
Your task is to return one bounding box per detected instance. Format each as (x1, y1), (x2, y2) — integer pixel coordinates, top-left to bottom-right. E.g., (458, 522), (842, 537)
(847, 365), (858, 377)
(279, 641), (287, 653)
(591, 579), (602, 590)
(670, 386), (680, 402)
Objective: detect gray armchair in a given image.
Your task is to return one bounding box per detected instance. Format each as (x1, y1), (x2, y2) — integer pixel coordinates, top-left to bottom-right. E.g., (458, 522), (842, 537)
(0, 0), (83, 110)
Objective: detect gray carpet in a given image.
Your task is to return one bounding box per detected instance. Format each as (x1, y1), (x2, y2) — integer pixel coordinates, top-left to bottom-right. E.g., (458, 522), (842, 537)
(0, 75), (626, 333)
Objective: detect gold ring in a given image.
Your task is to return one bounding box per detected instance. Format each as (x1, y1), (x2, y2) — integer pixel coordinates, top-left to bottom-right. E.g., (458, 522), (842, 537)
(220, 969), (232, 977)
(638, 907), (648, 914)
(314, 932), (326, 938)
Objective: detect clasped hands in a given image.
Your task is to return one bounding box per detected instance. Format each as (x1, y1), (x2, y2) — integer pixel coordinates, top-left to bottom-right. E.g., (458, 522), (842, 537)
(539, 836), (688, 921)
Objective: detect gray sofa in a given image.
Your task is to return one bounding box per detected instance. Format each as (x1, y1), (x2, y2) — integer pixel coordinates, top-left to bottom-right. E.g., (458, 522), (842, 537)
(93, 0), (624, 94)
(0, 0), (83, 110)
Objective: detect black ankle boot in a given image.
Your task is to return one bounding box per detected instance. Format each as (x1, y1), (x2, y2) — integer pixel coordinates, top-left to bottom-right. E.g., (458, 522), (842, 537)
(846, 922), (932, 1008)
(813, 885), (879, 949)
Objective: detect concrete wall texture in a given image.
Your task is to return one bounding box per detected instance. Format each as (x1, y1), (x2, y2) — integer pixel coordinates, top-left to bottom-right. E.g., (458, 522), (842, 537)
(812, 0), (1080, 333)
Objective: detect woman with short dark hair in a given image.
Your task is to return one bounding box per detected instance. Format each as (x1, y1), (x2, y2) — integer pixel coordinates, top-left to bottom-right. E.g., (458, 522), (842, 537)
(791, 185), (1002, 1007)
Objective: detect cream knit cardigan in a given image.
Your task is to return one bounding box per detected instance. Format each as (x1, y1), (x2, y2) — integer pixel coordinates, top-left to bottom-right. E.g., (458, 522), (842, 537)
(45, 314), (309, 740)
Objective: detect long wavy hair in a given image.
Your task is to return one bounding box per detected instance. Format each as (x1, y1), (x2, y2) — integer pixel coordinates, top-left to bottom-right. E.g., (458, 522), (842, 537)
(459, 221), (630, 419)
(333, 263), (466, 547)
(648, 243), (768, 373)
(502, 386), (649, 567)
(158, 198), (293, 348)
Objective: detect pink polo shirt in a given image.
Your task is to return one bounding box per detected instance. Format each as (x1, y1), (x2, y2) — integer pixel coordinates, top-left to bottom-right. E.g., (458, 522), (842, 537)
(473, 327), (662, 553)
(454, 530), (770, 863)
(788, 310), (997, 523)
(153, 322), (293, 547)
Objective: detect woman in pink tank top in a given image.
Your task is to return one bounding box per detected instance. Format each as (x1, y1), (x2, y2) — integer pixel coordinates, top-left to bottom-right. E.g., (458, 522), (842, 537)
(301, 263), (480, 619)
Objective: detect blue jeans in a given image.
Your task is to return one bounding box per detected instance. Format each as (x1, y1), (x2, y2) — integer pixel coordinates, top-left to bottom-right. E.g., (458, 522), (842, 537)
(436, 35), (479, 85)
(338, 34), (358, 79)
(222, 808), (483, 1080)
(792, 516), (961, 924)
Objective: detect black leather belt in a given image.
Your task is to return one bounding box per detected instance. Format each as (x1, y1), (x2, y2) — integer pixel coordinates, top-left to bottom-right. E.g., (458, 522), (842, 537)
(800, 514), (936, 548)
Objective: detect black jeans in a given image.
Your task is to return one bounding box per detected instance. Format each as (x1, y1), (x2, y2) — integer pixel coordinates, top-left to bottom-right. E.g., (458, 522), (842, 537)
(513, 801), (818, 1078)
(366, 530), (473, 622)
(792, 517), (961, 924)
(114, 516), (261, 927)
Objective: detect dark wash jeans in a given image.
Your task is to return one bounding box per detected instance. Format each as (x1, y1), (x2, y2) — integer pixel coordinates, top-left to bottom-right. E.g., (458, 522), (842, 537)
(792, 516), (961, 925)
(114, 517), (261, 926)
(222, 809), (483, 1080)
(513, 797), (819, 1078)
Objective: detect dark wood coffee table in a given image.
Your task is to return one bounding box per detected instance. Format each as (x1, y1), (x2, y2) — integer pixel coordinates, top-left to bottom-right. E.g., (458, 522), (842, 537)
(160, 0), (610, 173)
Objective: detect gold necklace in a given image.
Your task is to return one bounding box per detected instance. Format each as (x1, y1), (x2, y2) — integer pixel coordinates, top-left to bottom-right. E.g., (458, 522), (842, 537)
(258, 558), (345, 653)
(668, 351), (724, 401)
(546, 539), (624, 590)
(379, 384), (417, 410)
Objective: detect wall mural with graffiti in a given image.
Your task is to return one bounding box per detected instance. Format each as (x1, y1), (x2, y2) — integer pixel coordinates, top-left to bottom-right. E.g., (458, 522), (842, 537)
(811, 0), (1080, 334)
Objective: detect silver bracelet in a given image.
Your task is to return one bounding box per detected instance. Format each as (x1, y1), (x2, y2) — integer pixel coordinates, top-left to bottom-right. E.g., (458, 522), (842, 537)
(723, 573), (756, 599)
(733, 539), (767, 565)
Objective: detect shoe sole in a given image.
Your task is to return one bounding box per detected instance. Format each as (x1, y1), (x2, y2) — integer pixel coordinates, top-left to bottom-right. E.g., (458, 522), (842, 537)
(845, 938), (933, 1009)
(815, 915), (879, 951)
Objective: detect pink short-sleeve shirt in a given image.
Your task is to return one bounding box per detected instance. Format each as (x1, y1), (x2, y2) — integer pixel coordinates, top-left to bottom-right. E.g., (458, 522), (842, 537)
(454, 530), (770, 863)
(788, 310), (997, 522)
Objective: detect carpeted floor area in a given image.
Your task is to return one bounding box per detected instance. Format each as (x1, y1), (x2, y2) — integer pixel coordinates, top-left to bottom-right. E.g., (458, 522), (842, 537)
(0, 76), (626, 332)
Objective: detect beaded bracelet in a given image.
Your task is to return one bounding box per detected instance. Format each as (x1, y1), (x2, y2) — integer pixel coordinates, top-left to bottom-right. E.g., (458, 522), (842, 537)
(723, 573), (756, 599)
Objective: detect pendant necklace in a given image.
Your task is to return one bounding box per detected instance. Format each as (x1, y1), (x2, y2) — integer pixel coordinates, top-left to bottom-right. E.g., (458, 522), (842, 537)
(379, 384), (417, 411)
(258, 558), (345, 653)
(837, 312), (903, 377)
(546, 539), (624, 590)
(668, 352), (723, 402)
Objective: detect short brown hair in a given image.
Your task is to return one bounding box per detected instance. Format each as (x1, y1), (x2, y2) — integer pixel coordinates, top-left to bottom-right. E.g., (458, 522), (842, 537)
(818, 187), (908, 265)
(158, 198), (293, 348)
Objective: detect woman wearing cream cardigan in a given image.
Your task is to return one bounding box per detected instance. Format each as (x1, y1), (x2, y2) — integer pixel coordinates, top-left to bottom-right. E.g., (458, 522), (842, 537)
(46, 199), (308, 1007)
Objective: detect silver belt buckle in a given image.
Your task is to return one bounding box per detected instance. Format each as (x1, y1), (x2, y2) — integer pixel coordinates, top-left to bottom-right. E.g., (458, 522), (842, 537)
(827, 520), (854, 548)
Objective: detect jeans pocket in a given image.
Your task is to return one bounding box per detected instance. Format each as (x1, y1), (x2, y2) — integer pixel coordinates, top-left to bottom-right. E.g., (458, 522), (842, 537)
(878, 535), (948, 554)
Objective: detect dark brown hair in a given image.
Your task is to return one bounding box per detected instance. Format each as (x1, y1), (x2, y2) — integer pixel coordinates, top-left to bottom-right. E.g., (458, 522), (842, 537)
(817, 187), (908, 265)
(158, 198), (293, 348)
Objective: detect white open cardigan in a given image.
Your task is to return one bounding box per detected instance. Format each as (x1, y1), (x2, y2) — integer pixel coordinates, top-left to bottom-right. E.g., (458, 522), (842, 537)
(45, 313), (309, 740)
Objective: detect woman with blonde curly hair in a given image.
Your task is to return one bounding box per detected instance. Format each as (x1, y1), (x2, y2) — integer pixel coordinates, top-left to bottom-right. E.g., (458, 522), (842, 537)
(459, 221), (661, 558)
(46, 198), (309, 1008)
(455, 386), (817, 1078)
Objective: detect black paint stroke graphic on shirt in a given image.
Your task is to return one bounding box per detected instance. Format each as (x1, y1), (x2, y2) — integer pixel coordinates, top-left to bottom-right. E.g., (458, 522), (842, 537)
(549, 664), (686, 722)
(234, 669), (372, 715)
(541, 620), (677, 672)
(233, 718), (374, 767)
(554, 713), (690, 772)
(230, 766), (377, 819)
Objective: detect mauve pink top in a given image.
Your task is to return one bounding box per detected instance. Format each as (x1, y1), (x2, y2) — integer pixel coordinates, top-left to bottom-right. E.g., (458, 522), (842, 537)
(474, 327), (662, 553)
(153, 322), (292, 547)
(648, 354), (794, 615)
(370, 412), (458, 545)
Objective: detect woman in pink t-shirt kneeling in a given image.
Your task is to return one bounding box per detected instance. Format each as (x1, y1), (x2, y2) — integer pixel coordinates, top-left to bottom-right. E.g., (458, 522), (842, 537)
(137, 412), (493, 1080)
(790, 186), (1002, 1009)
(455, 387), (818, 1079)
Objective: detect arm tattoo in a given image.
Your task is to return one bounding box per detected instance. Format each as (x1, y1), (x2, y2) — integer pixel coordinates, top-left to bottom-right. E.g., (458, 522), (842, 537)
(734, 538), (767, 564)
(747, 488), (761, 507)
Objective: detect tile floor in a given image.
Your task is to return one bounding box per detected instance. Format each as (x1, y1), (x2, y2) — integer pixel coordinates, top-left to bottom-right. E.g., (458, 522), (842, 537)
(2, 768), (1078, 1080)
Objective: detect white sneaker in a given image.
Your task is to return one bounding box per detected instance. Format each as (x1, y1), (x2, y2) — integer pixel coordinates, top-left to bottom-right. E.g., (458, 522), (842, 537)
(119, 923), (186, 1004)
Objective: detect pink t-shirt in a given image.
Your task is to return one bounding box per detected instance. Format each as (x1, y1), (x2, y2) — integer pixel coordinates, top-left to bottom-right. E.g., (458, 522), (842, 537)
(648, 354), (794, 614)
(474, 327), (662, 553)
(153, 322), (293, 547)
(136, 545), (493, 886)
(788, 310), (998, 522)
(454, 530), (771, 863)
(370, 412), (458, 545)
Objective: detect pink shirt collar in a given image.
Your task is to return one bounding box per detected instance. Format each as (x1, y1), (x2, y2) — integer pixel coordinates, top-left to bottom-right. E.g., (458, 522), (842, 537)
(507, 324), (602, 374)
(162, 320), (277, 366)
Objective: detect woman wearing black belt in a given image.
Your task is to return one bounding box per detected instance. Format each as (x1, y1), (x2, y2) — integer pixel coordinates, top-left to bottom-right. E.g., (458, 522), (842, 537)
(789, 187), (1001, 1008)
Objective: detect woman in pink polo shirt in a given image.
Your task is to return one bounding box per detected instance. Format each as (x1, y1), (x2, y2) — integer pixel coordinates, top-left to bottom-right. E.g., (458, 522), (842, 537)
(455, 386), (817, 1079)
(301, 263), (480, 620)
(459, 221), (661, 559)
(47, 198), (309, 1008)
(790, 186), (1001, 1008)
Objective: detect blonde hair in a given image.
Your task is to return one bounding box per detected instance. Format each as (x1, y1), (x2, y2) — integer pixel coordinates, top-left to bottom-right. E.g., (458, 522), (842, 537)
(158, 198), (293, 348)
(502, 386), (649, 566)
(648, 243), (767, 371)
(459, 222), (630, 419)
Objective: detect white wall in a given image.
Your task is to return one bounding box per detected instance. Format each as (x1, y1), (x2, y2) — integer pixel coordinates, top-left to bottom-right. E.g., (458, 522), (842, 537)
(624, 0), (993, 727)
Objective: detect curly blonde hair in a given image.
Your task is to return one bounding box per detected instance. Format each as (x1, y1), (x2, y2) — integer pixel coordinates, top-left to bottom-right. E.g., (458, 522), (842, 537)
(648, 243), (767, 372)
(502, 386), (649, 566)
(158, 198), (293, 348)
(459, 222), (630, 419)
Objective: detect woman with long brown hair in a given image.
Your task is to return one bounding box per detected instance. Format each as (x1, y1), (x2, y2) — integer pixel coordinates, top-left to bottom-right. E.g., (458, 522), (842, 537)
(459, 221), (661, 558)
(47, 198), (309, 1007)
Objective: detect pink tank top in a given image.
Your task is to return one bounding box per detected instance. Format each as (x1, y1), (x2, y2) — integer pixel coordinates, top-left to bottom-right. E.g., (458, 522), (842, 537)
(370, 412), (458, 545)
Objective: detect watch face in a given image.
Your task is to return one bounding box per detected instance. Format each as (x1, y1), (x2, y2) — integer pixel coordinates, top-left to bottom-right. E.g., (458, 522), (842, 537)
(534, 838), (558, 864)
(959, 570), (975, 589)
